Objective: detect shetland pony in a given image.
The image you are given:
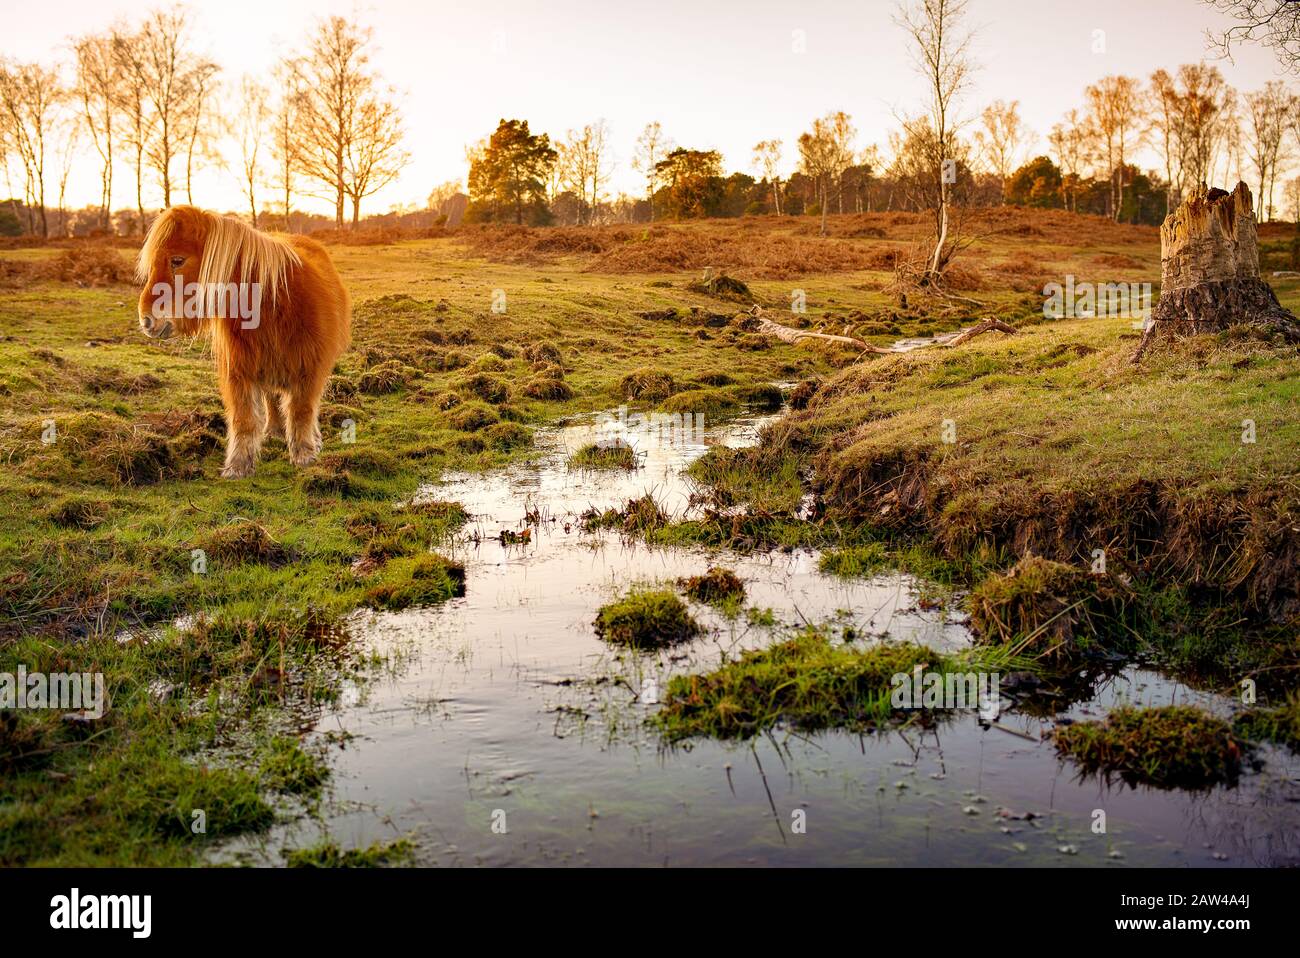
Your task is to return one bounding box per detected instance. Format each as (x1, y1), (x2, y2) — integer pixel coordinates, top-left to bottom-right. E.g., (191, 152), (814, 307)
(136, 206), (351, 479)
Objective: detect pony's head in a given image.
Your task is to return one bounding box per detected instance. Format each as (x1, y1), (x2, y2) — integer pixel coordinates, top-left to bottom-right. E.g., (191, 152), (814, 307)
(136, 206), (299, 340)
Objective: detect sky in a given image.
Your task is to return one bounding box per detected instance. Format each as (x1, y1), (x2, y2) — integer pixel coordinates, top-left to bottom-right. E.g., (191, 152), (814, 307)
(3, 0), (1296, 217)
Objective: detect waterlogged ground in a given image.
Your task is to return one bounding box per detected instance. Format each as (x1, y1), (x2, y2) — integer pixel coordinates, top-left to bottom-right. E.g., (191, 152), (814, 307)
(217, 409), (1300, 867)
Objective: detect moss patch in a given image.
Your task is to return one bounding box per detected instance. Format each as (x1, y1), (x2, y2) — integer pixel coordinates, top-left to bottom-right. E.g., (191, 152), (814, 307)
(364, 554), (467, 611)
(1235, 693), (1300, 752)
(593, 588), (701, 649)
(656, 632), (945, 740)
(568, 439), (637, 470)
(1052, 705), (1245, 789)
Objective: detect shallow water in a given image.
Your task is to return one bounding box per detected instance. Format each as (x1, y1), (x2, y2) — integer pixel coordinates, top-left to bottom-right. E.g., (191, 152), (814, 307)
(218, 407), (1300, 867)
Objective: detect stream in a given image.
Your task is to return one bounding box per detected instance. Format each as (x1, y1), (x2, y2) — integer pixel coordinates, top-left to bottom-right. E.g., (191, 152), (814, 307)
(217, 405), (1300, 866)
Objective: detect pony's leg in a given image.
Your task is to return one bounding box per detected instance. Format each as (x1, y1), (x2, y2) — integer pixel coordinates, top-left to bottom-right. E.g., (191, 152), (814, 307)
(284, 386), (323, 468)
(220, 377), (266, 479)
(264, 390), (288, 441)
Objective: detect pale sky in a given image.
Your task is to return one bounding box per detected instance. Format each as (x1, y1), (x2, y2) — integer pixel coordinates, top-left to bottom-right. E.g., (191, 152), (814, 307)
(4, 0), (1295, 216)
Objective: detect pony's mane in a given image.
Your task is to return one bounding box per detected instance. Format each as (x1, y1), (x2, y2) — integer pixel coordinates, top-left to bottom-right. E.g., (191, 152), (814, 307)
(137, 208), (301, 313)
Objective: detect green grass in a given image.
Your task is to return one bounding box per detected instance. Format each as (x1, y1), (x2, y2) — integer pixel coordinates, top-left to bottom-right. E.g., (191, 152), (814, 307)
(817, 542), (891, 578)
(2, 212), (1296, 860)
(676, 567), (745, 606)
(1235, 692), (1300, 752)
(258, 737), (330, 796)
(363, 554), (467, 611)
(0, 239), (830, 864)
(1052, 705), (1246, 790)
(655, 628), (1009, 741)
(593, 588), (701, 649)
(567, 440), (638, 471)
(685, 445), (804, 515)
(285, 838), (414, 868)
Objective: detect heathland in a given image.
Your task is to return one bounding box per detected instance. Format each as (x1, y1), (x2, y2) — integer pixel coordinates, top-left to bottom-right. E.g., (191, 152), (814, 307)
(0, 207), (1296, 864)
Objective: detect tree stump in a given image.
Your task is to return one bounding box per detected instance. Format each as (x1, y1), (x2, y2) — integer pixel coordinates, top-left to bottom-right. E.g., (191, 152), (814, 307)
(1134, 181), (1300, 362)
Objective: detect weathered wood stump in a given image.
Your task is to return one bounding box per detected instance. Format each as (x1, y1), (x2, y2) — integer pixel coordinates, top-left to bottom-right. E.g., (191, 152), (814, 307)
(1134, 181), (1300, 362)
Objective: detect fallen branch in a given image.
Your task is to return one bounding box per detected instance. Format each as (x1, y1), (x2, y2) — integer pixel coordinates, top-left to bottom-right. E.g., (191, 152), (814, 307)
(747, 307), (1016, 355)
(940, 317), (1018, 347)
(748, 307), (892, 353)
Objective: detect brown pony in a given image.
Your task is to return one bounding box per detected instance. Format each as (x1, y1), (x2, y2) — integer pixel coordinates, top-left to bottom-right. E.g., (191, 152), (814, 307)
(136, 206), (351, 479)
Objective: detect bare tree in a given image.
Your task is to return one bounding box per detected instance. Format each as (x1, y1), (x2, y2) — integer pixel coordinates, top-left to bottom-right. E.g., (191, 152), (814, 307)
(0, 60), (62, 237)
(291, 16), (377, 228)
(1149, 69), (1186, 209)
(269, 63), (301, 231)
(1047, 109), (1092, 212)
(1085, 75), (1143, 220)
(1219, 107), (1246, 186)
(632, 121), (673, 221)
(1176, 63), (1236, 191)
(427, 179), (463, 216)
(558, 120), (612, 224)
(72, 33), (120, 230)
(1244, 80), (1293, 219)
(181, 60), (220, 204)
(1284, 175), (1300, 224)
(54, 114), (79, 236)
(974, 99), (1029, 202)
(343, 94), (408, 225)
(1205, 0), (1300, 71)
(895, 0), (976, 283)
(751, 139), (784, 214)
(235, 75), (268, 227)
(136, 7), (214, 208)
(111, 28), (152, 233)
(798, 111), (856, 236)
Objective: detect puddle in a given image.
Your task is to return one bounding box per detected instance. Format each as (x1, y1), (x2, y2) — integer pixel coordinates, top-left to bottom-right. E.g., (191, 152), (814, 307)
(216, 407), (1300, 867)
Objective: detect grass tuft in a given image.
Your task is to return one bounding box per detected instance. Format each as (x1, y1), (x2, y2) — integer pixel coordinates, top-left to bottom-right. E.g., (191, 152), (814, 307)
(593, 588), (701, 649)
(676, 566), (745, 606)
(1053, 705), (1245, 789)
(568, 439), (638, 471)
(656, 631), (946, 740)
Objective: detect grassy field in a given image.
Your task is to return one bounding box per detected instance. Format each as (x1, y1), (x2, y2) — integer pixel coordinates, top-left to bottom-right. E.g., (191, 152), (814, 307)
(0, 208), (1296, 863)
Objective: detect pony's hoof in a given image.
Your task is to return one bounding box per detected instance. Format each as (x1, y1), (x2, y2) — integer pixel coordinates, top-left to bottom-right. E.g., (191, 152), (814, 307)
(221, 461), (256, 479)
(289, 447), (319, 468)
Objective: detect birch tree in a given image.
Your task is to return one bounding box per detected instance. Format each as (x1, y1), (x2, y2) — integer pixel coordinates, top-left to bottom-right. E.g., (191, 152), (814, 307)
(73, 33), (119, 230)
(752, 139), (784, 214)
(895, 0), (975, 283)
(632, 121), (672, 220)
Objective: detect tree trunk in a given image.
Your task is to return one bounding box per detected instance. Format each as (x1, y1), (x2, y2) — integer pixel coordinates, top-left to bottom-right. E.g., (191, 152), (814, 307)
(135, 149), (145, 235)
(1135, 181), (1300, 361)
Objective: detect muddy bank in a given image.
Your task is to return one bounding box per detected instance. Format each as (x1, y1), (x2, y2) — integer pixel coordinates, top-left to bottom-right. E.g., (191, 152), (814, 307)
(736, 326), (1300, 636)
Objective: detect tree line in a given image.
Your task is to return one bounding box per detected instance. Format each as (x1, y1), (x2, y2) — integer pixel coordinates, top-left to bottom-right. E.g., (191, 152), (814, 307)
(463, 70), (1300, 234)
(0, 6), (407, 237)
